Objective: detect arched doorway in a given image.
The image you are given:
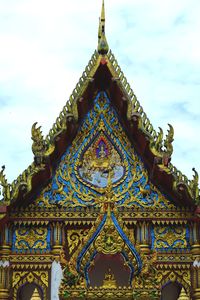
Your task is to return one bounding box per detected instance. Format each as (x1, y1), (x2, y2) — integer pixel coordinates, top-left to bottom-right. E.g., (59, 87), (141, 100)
(88, 253), (131, 287)
(17, 283), (43, 300)
(161, 281), (182, 300)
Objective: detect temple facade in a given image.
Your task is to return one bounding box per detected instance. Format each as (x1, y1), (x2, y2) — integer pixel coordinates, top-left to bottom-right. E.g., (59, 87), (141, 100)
(0, 1), (199, 300)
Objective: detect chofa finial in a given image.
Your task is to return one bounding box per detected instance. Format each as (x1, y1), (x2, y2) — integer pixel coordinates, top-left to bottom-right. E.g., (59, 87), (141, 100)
(98, 0), (109, 55)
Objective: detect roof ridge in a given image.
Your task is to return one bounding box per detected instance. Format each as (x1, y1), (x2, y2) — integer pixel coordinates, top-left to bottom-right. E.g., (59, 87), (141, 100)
(0, 51), (101, 202)
(107, 50), (157, 138)
(45, 50), (100, 144)
(106, 50), (199, 204)
(0, 50), (199, 207)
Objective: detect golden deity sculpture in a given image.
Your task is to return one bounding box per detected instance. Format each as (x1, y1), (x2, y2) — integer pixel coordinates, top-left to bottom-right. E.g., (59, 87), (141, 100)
(102, 269), (117, 289)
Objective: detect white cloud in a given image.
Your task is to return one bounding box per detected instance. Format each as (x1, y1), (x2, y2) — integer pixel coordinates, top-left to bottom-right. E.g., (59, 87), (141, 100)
(0, 0), (199, 182)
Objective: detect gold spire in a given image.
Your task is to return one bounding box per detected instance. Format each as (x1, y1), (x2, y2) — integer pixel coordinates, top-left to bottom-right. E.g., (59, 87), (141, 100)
(178, 288), (189, 300)
(100, 0), (105, 21)
(98, 0), (109, 55)
(30, 288), (41, 300)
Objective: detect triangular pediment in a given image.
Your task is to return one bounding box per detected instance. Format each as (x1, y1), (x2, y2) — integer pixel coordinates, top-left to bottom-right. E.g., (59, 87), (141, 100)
(28, 92), (176, 211)
(0, 3), (198, 219)
(0, 48), (197, 220)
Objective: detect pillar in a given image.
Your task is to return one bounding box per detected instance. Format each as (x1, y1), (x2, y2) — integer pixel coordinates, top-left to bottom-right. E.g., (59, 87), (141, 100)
(191, 221), (200, 300)
(51, 222), (63, 259)
(0, 224), (11, 299)
(191, 223), (200, 255)
(137, 221), (150, 254)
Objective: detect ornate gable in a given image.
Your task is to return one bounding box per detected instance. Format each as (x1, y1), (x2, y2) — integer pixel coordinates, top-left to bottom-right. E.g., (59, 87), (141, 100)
(0, 1), (199, 300)
(0, 45), (199, 213)
(31, 92), (175, 211)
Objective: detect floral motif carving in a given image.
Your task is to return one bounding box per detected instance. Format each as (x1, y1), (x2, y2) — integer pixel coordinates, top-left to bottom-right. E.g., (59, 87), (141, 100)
(14, 227), (49, 251)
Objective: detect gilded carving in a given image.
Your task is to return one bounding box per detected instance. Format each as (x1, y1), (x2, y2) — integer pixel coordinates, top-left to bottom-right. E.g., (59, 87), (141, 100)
(12, 270), (48, 299)
(152, 226), (188, 249)
(34, 271), (48, 287)
(12, 271), (28, 287)
(133, 252), (158, 289)
(32, 93), (175, 212)
(94, 219), (124, 254)
(0, 166), (10, 203)
(31, 122), (46, 155)
(14, 227), (49, 251)
(67, 229), (90, 255)
(190, 168), (200, 205)
(156, 268), (191, 294)
(0, 4), (198, 300)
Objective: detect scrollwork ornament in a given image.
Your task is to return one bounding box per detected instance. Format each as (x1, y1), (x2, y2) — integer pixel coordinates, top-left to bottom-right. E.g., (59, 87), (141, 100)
(35, 271), (48, 287)
(156, 269), (191, 295)
(31, 122), (47, 164)
(190, 168), (200, 205)
(12, 271), (28, 287)
(133, 251), (158, 290)
(164, 124), (174, 157)
(14, 227), (48, 251)
(67, 229), (89, 255)
(0, 165), (11, 203)
(12, 270), (48, 299)
(153, 226), (188, 250)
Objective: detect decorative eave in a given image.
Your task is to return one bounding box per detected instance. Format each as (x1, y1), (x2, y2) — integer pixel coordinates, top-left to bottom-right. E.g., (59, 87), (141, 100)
(0, 50), (101, 211)
(0, 1), (199, 217)
(104, 51), (200, 208)
(8, 202), (197, 226)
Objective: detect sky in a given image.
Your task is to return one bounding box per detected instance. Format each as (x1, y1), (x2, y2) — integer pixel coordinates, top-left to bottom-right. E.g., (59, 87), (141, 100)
(0, 0), (199, 183)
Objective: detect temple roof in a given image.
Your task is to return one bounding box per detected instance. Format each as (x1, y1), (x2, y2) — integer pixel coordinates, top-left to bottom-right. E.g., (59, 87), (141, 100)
(0, 0), (199, 218)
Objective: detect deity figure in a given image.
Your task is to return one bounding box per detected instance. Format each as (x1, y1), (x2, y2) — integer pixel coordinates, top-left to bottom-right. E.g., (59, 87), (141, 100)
(102, 268), (117, 289)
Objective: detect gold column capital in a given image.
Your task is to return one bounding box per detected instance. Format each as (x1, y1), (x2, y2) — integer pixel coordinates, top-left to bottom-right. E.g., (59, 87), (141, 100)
(0, 289), (9, 300)
(193, 288), (200, 300)
(191, 244), (200, 255)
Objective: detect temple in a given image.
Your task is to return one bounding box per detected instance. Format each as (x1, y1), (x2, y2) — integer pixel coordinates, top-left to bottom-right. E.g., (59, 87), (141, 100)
(0, 1), (200, 300)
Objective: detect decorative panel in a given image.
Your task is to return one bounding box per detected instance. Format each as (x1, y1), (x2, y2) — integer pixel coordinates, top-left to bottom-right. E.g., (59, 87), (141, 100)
(12, 226), (51, 253)
(33, 92), (176, 210)
(151, 225), (190, 250)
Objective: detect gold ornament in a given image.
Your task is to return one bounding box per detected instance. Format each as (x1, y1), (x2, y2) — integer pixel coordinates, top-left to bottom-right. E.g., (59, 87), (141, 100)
(153, 225), (187, 249)
(12, 271), (48, 299)
(14, 227), (48, 250)
(102, 269), (117, 289)
(30, 288), (41, 300)
(0, 165), (10, 203)
(178, 288), (189, 300)
(31, 122), (48, 163)
(67, 229), (90, 255)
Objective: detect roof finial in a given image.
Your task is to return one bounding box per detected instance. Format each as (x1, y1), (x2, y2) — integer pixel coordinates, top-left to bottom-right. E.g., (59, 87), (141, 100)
(98, 0), (109, 55)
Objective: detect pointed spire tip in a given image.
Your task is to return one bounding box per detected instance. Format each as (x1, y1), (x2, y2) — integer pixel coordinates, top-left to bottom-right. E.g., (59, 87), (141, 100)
(97, 0), (109, 55)
(101, 0), (105, 21)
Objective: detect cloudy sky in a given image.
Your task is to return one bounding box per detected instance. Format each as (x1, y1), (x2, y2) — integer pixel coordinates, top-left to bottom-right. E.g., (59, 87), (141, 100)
(0, 0), (199, 183)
